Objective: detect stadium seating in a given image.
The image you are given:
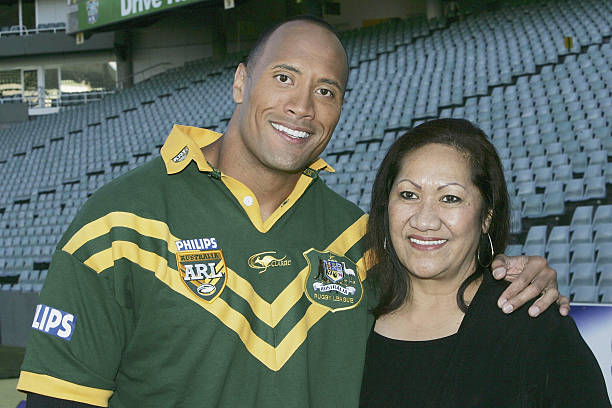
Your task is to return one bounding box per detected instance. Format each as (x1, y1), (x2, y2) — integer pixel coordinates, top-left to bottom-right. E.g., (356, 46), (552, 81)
(0, 0), (610, 303)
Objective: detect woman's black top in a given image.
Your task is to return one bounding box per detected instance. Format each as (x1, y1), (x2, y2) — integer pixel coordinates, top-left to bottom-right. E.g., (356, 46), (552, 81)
(360, 275), (611, 407)
(360, 331), (456, 407)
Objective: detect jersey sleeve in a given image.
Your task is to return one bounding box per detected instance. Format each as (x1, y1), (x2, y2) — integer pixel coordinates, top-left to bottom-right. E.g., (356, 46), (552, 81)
(544, 315), (611, 407)
(17, 246), (129, 407)
(27, 392), (102, 408)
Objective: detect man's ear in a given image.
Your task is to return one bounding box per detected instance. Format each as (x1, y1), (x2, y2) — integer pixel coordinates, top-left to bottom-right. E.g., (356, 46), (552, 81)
(233, 63), (247, 104)
(482, 209), (493, 234)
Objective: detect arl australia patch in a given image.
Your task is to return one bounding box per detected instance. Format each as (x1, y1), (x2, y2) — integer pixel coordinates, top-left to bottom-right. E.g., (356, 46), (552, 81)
(303, 249), (363, 312)
(176, 240), (226, 302)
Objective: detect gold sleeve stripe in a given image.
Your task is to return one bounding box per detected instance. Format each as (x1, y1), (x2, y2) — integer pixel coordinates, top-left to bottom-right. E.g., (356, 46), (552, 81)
(62, 212), (179, 255)
(359, 248), (373, 281)
(18, 371), (113, 407)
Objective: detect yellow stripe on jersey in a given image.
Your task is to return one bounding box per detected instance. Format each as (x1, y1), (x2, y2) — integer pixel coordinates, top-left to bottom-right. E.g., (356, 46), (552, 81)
(18, 371), (114, 407)
(63, 211), (180, 255)
(82, 239), (367, 371)
(229, 213), (368, 326)
(64, 212), (368, 371)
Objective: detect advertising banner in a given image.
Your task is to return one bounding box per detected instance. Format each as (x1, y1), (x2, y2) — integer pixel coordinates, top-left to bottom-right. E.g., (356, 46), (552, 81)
(571, 303), (612, 400)
(77, 0), (207, 31)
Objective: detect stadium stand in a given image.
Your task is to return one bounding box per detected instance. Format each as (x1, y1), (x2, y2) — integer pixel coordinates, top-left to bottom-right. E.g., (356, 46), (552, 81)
(0, 0), (610, 305)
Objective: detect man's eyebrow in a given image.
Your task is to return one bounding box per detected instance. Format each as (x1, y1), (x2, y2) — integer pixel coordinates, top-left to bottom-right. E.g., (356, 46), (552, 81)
(320, 78), (343, 91)
(272, 64), (300, 73)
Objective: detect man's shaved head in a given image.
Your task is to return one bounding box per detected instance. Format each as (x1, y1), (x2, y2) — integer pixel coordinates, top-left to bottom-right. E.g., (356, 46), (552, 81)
(246, 15), (349, 87)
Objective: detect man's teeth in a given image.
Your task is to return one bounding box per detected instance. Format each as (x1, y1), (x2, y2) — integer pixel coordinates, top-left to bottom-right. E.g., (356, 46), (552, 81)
(272, 123), (309, 139)
(410, 238), (447, 245)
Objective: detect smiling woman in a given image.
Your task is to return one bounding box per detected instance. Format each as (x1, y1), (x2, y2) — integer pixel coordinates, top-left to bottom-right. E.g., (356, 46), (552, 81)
(360, 118), (610, 407)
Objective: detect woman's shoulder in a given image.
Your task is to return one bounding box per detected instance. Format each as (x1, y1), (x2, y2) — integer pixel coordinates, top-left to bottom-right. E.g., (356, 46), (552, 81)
(471, 275), (565, 335)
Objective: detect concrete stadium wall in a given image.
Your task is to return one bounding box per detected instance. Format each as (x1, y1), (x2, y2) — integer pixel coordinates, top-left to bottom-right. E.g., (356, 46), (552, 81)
(0, 32), (115, 58)
(0, 49), (116, 73)
(0, 292), (39, 348)
(326, 0), (427, 30)
(131, 12), (216, 82)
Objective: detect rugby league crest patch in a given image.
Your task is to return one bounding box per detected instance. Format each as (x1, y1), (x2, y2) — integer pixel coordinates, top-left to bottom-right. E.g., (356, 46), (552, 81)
(303, 249), (363, 312)
(175, 238), (226, 302)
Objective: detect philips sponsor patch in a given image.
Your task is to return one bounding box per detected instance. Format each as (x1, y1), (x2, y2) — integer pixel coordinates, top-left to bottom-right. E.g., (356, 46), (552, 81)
(176, 238), (226, 302)
(31, 304), (76, 341)
(175, 237), (218, 252)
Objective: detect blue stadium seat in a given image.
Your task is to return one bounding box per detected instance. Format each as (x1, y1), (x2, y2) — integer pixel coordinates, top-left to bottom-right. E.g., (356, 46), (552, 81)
(525, 225), (548, 247)
(523, 244), (546, 257)
(570, 263), (597, 286)
(570, 225), (593, 248)
(534, 167), (553, 187)
(571, 243), (596, 265)
(522, 194), (543, 218)
(593, 205), (612, 225)
(571, 285), (599, 303)
(548, 243), (571, 265)
(505, 244), (523, 257)
(564, 179), (584, 202)
(584, 176), (606, 199)
(553, 164), (573, 183)
(596, 243), (612, 267)
(543, 192), (565, 216)
(571, 206), (593, 229)
(551, 263), (570, 287)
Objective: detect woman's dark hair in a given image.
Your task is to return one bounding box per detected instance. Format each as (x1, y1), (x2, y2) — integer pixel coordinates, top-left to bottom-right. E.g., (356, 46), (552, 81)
(366, 118), (510, 318)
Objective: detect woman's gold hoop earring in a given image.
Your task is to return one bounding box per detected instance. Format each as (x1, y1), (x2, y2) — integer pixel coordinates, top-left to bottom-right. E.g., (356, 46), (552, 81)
(477, 233), (494, 267)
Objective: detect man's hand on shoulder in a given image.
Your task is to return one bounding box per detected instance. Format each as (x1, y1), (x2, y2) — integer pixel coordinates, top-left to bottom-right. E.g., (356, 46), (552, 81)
(491, 254), (570, 317)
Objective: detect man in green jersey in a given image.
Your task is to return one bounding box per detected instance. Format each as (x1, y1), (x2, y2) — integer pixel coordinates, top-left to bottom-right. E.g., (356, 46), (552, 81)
(19, 16), (566, 407)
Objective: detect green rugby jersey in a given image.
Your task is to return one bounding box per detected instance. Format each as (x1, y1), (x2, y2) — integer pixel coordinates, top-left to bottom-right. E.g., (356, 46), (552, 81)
(19, 125), (374, 407)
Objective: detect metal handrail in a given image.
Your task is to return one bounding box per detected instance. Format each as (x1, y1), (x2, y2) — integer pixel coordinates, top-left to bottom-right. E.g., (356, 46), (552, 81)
(2, 87), (116, 108)
(0, 24), (66, 38)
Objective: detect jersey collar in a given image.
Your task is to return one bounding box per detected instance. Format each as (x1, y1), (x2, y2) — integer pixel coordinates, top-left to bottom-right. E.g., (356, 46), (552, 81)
(160, 124), (335, 175)
(159, 124), (335, 233)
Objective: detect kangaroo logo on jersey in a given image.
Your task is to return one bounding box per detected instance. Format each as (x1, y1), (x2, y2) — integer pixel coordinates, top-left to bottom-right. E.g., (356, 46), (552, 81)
(248, 251), (292, 274)
(303, 249), (363, 312)
(176, 246), (227, 303)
